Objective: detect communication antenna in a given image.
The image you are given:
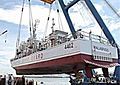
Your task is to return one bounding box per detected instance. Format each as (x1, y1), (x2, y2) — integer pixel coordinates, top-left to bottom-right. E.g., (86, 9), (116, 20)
(51, 18), (55, 32)
(33, 19), (40, 39)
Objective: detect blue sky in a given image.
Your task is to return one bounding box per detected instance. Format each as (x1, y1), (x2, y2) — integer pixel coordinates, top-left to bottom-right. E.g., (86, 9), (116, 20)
(0, 0), (120, 75)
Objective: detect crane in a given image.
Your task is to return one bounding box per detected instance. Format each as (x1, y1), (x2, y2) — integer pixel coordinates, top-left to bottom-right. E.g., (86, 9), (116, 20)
(10, 0), (120, 84)
(41, 0), (120, 83)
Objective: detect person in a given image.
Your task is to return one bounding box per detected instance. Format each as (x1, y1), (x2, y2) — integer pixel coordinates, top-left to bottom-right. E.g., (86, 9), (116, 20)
(36, 81), (37, 85)
(40, 81), (44, 84)
(89, 30), (92, 40)
(22, 75), (25, 85)
(29, 80), (34, 85)
(95, 74), (99, 82)
(7, 74), (12, 85)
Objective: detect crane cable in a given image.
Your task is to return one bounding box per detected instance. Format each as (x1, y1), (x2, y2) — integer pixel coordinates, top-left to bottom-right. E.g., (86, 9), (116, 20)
(80, 1), (95, 27)
(43, 4), (52, 38)
(28, 0), (34, 38)
(16, 0), (25, 48)
(76, 2), (88, 28)
(55, 0), (64, 31)
(104, 0), (120, 18)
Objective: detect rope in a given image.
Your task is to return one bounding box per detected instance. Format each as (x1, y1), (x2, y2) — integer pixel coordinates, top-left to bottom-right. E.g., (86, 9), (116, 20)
(76, 2), (87, 27)
(43, 4), (52, 38)
(80, 1), (95, 27)
(16, 0), (25, 47)
(55, 0), (64, 31)
(104, 0), (120, 18)
(28, 0), (34, 38)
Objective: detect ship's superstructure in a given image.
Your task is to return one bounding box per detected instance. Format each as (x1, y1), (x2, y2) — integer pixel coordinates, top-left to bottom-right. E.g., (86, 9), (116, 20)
(15, 29), (68, 60)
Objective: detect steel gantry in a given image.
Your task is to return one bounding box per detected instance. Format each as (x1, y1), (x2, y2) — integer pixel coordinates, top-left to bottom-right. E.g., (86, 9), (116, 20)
(41, 0), (120, 82)
(56, 0), (120, 82)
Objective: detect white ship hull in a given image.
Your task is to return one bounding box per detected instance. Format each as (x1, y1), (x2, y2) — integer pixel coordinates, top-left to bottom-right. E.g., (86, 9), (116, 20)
(11, 38), (118, 74)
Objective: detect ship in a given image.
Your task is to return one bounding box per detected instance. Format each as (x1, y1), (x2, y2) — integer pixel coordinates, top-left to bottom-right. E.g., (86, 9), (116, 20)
(11, 0), (120, 82)
(11, 27), (118, 73)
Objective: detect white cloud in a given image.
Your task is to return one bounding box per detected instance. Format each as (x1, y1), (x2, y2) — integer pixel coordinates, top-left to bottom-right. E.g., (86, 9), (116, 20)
(0, 50), (16, 75)
(0, 50), (15, 58)
(0, 4), (69, 37)
(94, 4), (103, 12)
(118, 9), (120, 15)
(0, 6), (20, 24)
(0, 2), (119, 35)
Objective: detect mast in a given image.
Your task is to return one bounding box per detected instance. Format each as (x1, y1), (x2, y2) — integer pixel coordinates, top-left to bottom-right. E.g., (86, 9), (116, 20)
(40, 0), (77, 39)
(28, 0), (33, 39)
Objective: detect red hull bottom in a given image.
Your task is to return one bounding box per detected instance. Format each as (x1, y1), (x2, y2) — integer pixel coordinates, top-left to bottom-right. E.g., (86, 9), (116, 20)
(15, 54), (117, 75)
